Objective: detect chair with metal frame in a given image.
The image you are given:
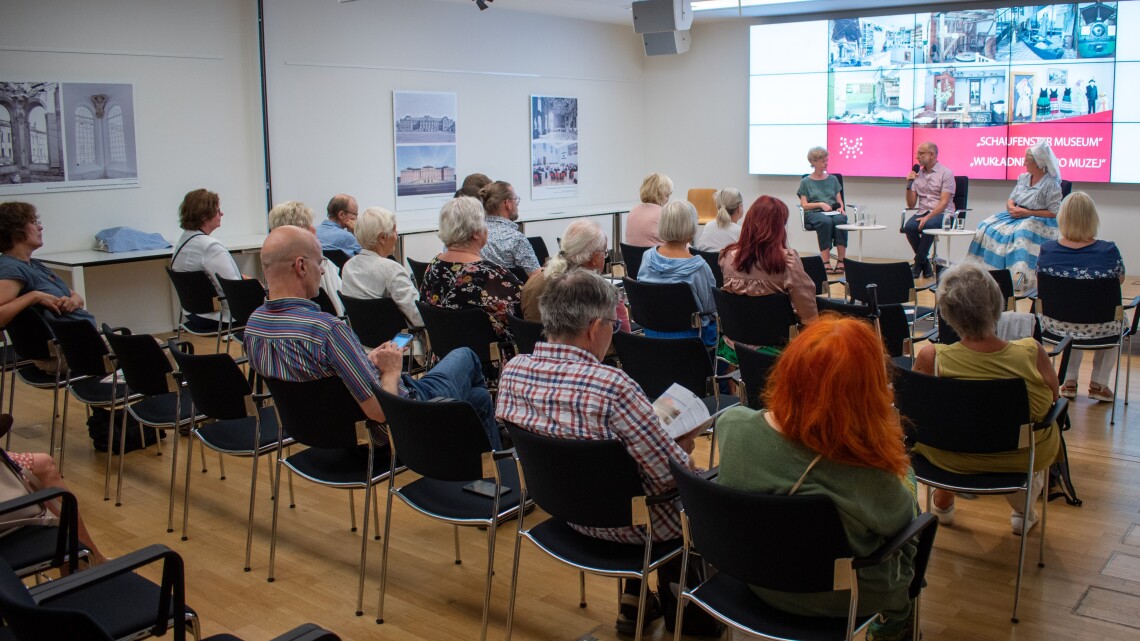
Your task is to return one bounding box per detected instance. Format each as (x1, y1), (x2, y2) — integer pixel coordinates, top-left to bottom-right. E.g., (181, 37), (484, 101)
(796, 172), (860, 232)
(733, 343), (778, 410)
(42, 316), (141, 475)
(894, 368), (1067, 623)
(507, 314), (545, 355)
(415, 302), (505, 381)
(712, 289), (800, 351)
(165, 266), (225, 351)
(311, 288), (340, 317)
(612, 332), (737, 418)
(617, 243), (651, 281)
(842, 259), (934, 324)
(799, 254), (841, 298)
(374, 389), (524, 640)
(1, 310), (75, 453)
(406, 257), (430, 289)
(622, 277), (713, 339)
(168, 343), (285, 572)
(0, 487), (87, 579)
(667, 459), (938, 641)
(216, 275), (267, 354)
(502, 421), (684, 641)
(262, 376), (401, 616)
(815, 297), (934, 367)
(1033, 273), (1139, 425)
(101, 327), (202, 510)
(692, 249), (724, 289)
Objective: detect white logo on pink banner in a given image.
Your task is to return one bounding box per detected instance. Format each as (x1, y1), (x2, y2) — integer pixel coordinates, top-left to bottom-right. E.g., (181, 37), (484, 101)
(839, 136), (864, 160)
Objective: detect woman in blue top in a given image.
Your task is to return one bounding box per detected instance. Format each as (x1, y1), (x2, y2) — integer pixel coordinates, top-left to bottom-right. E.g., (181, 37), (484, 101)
(1036, 191), (1126, 402)
(637, 200), (717, 346)
(0, 201), (95, 328)
(965, 141), (1063, 287)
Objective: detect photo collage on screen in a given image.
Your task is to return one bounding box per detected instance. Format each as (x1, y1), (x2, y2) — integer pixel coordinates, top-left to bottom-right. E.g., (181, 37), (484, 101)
(751, 2), (1136, 183)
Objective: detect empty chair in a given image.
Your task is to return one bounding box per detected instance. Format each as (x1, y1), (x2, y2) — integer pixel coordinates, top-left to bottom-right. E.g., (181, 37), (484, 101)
(799, 254), (839, 298)
(169, 344), (284, 571)
(263, 376), (401, 615)
(669, 459), (938, 641)
(815, 297), (933, 366)
(527, 236), (550, 267)
(617, 243), (650, 281)
(734, 343), (777, 410)
(415, 302), (504, 379)
(686, 187), (717, 225)
(374, 390), (523, 640)
(843, 259), (933, 322)
(507, 314), (544, 355)
(165, 266), (225, 351)
(406, 257), (429, 288)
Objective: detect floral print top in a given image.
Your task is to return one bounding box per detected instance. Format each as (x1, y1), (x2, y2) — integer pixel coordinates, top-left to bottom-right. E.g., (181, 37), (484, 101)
(419, 257), (523, 339)
(1036, 239), (1126, 339)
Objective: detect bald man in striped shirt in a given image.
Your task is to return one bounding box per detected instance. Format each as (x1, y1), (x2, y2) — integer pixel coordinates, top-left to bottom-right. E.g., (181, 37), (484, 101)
(244, 225), (500, 448)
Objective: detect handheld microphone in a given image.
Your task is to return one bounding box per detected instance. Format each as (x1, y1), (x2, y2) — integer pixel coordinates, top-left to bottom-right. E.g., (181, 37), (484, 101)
(906, 163), (920, 189)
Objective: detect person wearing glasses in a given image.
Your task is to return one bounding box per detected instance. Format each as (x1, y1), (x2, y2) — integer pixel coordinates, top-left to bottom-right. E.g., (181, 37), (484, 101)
(316, 193), (362, 256)
(520, 219), (629, 332)
(479, 180), (542, 279)
(497, 269), (722, 638)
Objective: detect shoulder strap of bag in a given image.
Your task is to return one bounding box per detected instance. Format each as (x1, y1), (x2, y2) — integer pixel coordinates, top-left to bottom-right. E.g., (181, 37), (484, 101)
(170, 231), (206, 264)
(787, 454), (824, 496)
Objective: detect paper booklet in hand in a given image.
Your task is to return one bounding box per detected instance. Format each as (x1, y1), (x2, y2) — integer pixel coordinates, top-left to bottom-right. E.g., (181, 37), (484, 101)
(652, 383), (729, 440)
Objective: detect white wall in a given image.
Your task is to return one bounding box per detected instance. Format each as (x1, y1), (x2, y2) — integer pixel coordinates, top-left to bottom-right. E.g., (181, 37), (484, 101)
(644, 20), (1140, 269)
(262, 0), (647, 231)
(0, 0), (267, 332)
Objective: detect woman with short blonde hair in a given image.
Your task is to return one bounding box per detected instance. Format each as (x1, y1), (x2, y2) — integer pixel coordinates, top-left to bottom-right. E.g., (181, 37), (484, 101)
(340, 206), (422, 329)
(626, 172), (674, 247)
(796, 147), (848, 273)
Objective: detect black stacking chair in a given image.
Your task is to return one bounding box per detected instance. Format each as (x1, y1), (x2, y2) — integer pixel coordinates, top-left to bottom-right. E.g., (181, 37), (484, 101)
(843, 259), (934, 323)
(618, 243), (651, 280)
(693, 249), (724, 289)
(415, 302), (504, 380)
(622, 277), (710, 336)
(406, 257), (430, 288)
(0, 488), (87, 578)
(1060, 179), (1073, 198)
(322, 249), (351, 272)
(2, 310), (75, 453)
(800, 254), (841, 298)
(612, 332), (736, 415)
(668, 459), (938, 641)
(165, 267), (224, 351)
(894, 368), (1067, 623)
(815, 298), (933, 367)
(502, 422), (684, 641)
(215, 275), (267, 353)
(1034, 273), (1138, 425)
(527, 236), (550, 267)
(507, 315), (545, 355)
(263, 376), (401, 615)
(713, 290), (799, 349)
(375, 390), (524, 641)
(311, 288), (339, 316)
(43, 316), (140, 474)
(169, 345), (284, 571)
(0, 544), (200, 641)
(734, 343), (778, 410)
(102, 327), (201, 510)
(337, 293), (415, 347)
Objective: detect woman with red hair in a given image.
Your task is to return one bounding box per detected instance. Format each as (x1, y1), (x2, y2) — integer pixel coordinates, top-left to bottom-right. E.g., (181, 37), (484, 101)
(717, 315), (919, 641)
(720, 195), (818, 328)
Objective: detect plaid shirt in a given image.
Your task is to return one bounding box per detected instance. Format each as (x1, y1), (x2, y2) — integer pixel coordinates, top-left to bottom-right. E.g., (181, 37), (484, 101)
(481, 216), (541, 273)
(496, 342), (688, 543)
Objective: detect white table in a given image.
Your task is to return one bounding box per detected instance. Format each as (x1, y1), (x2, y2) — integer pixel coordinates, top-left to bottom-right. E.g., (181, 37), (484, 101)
(922, 228), (975, 283)
(835, 223), (886, 261)
(37, 234), (267, 302)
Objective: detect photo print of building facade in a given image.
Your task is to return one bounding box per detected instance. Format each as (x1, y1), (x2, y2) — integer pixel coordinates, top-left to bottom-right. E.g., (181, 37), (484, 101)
(393, 91), (457, 211)
(530, 96), (578, 200)
(0, 81), (64, 190)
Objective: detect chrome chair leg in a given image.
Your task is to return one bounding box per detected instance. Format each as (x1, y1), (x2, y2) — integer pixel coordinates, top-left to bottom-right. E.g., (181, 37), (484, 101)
(579, 572), (586, 608)
(348, 490), (357, 532)
(244, 436), (260, 572)
(355, 481), (374, 616)
(377, 481), (397, 624)
(165, 423), (182, 533)
(479, 509), (499, 641)
(372, 489), (381, 540)
(453, 525), (461, 564)
(115, 401), (130, 506)
(503, 523), (526, 640)
(218, 453), (226, 480)
(180, 432), (196, 540)
(267, 456), (284, 584)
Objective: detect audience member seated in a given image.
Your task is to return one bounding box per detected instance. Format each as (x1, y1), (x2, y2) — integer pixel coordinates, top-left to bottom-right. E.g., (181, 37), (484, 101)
(1, 419), (106, 565)
(914, 263), (1060, 534)
(268, 200), (344, 315)
(965, 141), (1063, 287)
(479, 180), (540, 277)
(1036, 192), (1125, 403)
(244, 226), (500, 448)
(497, 269), (719, 637)
(693, 187), (743, 253)
(637, 201), (717, 346)
(339, 207), (422, 327)
(0, 202), (95, 331)
(520, 219), (629, 332)
(625, 172), (673, 247)
(719, 195), (818, 356)
(716, 315), (919, 641)
(317, 193), (362, 256)
(454, 172), (491, 198)
(419, 196), (522, 339)
(797, 146), (848, 273)
(903, 142), (955, 279)
(171, 188), (247, 332)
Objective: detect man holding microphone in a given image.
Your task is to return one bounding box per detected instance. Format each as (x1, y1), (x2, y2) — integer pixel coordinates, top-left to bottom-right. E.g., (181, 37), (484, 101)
(903, 142), (955, 278)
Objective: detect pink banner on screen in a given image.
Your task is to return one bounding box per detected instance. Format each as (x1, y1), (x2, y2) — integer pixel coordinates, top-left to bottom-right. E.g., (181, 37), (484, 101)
(1005, 113), (1113, 182)
(826, 124), (914, 178)
(913, 129), (1007, 180)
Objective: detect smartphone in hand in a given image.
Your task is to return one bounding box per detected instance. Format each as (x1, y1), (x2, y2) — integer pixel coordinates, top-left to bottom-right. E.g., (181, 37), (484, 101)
(392, 331), (414, 349)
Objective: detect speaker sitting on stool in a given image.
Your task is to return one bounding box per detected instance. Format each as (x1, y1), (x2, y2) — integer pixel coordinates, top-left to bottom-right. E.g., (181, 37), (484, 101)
(644, 30), (691, 56)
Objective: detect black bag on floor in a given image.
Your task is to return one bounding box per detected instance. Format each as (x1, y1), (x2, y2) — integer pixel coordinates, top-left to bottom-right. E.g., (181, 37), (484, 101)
(87, 408), (165, 453)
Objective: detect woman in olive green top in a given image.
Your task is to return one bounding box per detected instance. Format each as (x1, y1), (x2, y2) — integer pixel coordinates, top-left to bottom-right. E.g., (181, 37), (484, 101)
(797, 146), (848, 273)
(717, 315), (918, 641)
(914, 263), (1060, 535)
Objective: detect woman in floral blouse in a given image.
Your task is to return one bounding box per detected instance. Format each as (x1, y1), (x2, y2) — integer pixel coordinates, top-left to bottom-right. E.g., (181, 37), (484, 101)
(419, 196), (522, 339)
(1036, 192), (1126, 402)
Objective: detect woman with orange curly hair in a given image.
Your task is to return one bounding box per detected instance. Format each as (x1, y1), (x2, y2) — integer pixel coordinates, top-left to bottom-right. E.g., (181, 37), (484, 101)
(716, 315), (918, 641)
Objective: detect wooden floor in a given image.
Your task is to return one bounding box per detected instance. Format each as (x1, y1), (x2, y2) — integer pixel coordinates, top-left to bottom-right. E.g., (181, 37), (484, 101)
(8, 281), (1140, 641)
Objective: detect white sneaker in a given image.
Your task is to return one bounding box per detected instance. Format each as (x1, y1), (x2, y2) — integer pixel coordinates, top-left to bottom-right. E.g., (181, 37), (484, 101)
(1011, 509), (1040, 535)
(930, 502), (955, 526)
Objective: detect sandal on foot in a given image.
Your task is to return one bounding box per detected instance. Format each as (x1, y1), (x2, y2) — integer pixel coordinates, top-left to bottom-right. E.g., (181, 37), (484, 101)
(1089, 383), (1114, 402)
(833, 260), (845, 273)
(1060, 381), (1077, 399)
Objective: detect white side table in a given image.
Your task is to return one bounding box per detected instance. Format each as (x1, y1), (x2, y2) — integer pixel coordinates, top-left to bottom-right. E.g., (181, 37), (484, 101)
(835, 224), (886, 261)
(922, 228), (975, 282)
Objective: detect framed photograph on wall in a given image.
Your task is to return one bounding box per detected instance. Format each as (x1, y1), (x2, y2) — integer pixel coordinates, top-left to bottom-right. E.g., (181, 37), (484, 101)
(530, 96), (578, 200)
(393, 91), (457, 211)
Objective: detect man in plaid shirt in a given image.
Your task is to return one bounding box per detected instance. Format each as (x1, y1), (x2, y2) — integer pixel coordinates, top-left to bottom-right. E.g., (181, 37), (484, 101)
(497, 269), (718, 638)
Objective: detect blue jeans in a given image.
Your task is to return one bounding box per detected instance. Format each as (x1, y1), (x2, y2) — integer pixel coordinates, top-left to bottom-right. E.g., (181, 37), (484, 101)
(904, 212), (944, 267)
(402, 347), (500, 449)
